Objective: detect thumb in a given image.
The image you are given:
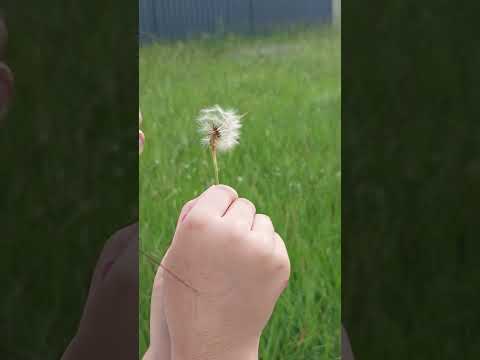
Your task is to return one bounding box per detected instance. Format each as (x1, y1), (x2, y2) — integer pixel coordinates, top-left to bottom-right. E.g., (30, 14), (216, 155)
(146, 266), (171, 359)
(175, 198), (198, 231)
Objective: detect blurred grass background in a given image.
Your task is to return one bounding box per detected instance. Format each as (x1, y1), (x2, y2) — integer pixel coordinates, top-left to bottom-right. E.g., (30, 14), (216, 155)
(0, 2), (137, 358)
(342, 2), (480, 359)
(140, 27), (341, 359)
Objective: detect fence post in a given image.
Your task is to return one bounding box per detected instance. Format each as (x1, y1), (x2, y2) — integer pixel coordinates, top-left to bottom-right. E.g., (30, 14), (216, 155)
(151, 0), (158, 40)
(333, 0), (341, 25)
(248, 0), (255, 34)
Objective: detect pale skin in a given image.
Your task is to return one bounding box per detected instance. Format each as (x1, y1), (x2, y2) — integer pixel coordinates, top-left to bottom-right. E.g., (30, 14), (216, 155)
(62, 186), (291, 360)
(144, 185), (291, 360)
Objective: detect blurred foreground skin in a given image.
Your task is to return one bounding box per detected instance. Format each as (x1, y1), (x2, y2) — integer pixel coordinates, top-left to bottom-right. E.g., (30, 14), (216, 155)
(61, 224), (139, 360)
(342, 326), (355, 359)
(1, 13), (139, 360)
(0, 14), (13, 122)
(144, 185), (291, 360)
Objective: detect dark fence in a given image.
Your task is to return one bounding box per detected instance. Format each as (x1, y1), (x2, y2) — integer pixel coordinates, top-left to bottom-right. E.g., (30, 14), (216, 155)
(139, 0), (332, 44)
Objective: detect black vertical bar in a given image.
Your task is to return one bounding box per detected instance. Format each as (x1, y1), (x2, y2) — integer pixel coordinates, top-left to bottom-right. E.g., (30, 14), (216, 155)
(2, 1), (139, 358)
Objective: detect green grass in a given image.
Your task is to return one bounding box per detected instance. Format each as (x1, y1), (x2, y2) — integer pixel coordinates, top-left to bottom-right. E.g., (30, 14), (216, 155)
(140, 27), (341, 359)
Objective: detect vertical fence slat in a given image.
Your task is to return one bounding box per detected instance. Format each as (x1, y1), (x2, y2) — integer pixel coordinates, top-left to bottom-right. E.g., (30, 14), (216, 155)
(207, 0), (214, 34)
(160, 0), (167, 39)
(140, 0), (332, 45)
(187, 0), (192, 37)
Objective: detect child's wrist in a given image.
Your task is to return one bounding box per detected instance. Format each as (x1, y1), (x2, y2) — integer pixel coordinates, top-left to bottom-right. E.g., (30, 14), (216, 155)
(172, 340), (259, 360)
(173, 353), (258, 360)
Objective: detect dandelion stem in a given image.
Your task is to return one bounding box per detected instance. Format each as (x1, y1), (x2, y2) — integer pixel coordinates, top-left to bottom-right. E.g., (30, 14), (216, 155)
(210, 144), (219, 185)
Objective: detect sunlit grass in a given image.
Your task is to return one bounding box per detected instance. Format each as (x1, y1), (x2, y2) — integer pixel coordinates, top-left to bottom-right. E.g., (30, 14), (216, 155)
(140, 26), (340, 359)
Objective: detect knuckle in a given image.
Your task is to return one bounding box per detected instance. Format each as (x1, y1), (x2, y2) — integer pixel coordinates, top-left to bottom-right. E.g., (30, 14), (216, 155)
(233, 217), (252, 229)
(273, 252), (291, 279)
(153, 267), (165, 290)
(279, 256), (291, 279)
(239, 197), (256, 212)
(228, 221), (248, 240)
(257, 213), (271, 221)
(183, 211), (211, 231)
(251, 233), (275, 259)
(271, 234), (291, 278)
(248, 230), (262, 243)
(256, 213), (272, 226)
(180, 199), (194, 212)
(216, 184), (238, 197)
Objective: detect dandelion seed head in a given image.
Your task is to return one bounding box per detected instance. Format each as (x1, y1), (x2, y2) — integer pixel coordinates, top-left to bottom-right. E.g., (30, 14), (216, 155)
(197, 105), (243, 152)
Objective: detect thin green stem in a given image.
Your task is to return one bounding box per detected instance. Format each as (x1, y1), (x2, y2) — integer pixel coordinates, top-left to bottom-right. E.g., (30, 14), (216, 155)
(210, 145), (219, 185)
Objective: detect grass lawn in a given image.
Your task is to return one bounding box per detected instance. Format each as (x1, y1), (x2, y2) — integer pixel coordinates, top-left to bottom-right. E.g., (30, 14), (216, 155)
(140, 26), (341, 359)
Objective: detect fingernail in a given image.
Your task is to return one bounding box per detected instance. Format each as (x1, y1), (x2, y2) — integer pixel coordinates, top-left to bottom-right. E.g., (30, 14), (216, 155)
(214, 184), (238, 197)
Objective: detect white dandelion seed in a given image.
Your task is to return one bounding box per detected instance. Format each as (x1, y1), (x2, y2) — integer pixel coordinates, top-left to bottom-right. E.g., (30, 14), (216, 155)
(197, 105), (244, 184)
(197, 105), (243, 152)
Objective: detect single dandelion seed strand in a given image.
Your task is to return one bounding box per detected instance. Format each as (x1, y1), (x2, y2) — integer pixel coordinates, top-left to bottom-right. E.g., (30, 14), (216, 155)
(139, 248), (161, 266)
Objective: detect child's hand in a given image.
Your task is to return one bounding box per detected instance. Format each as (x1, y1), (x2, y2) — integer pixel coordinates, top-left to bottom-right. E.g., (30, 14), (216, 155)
(148, 185), (291, 360)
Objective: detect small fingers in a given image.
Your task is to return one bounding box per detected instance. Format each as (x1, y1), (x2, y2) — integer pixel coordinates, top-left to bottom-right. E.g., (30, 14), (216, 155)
(148, 267), (171, 358)
(273, 232), (291, 280)
(252, 214), (274, 236)
(188, 185), (238, 218)
(223, 197), (256, 229)
(176, 198), (198, 229)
